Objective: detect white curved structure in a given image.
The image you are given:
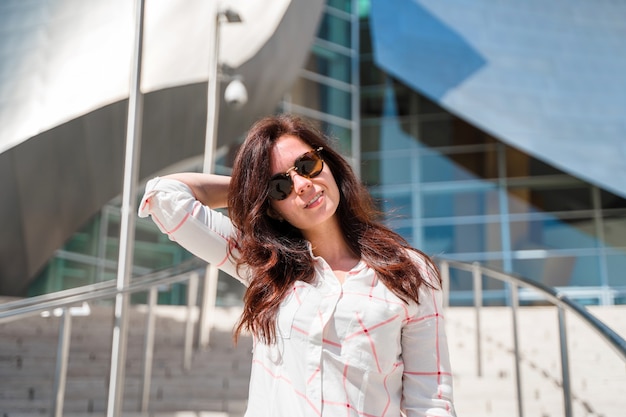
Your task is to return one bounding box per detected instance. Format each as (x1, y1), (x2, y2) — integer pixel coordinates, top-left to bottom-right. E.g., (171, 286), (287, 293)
(0, 0), (325, 295)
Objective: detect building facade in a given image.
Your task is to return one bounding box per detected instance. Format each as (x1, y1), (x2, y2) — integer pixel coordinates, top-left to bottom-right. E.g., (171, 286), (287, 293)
(31, 0), (626, 306)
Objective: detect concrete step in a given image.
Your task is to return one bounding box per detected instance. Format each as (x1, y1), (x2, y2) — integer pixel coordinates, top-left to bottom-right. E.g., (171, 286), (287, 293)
(0, 304), (251, 416)
(445, 306), (626, 417)
(2, 302), (625, 417)
(4, 413), (230, 417)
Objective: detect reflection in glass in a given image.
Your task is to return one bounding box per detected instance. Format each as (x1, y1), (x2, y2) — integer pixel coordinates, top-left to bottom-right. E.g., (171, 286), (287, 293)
(420, 149), (498, 183)
(509, 216), (598, 252)
(307, 45), (351, 83)
(600, 189), (626, 209)
(322, 122), (352, 156)
(318, 12), (351, 48)
(603, 215), (626, 248)
(327, 0), (352, 13)
(423, 222), (501, 256)
(607, 254), (626, 287)
(508, 184), (592, 214)
(506, 146), (566, 178)
(423, 189), (499, 218)
(359, 37), (626, 304)
(289, 78), (352, 119)
(376, 192), (412, 221)
(513, 255), (601, 291)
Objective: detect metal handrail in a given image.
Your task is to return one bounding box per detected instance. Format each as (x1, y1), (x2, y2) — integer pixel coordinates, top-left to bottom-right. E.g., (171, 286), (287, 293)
(0, 257), (205, 322)
(439, 259), (626, 417)
(3, 258), (625, 417)
(0, 257), (207, 416)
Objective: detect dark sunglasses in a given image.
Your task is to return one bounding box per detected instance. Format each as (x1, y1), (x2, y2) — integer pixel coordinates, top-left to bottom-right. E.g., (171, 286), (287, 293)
(268, 147), (324, 200)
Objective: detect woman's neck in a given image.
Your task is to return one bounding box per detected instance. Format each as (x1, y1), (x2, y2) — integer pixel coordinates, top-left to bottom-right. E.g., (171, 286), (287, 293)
(303, 218), (360, 275)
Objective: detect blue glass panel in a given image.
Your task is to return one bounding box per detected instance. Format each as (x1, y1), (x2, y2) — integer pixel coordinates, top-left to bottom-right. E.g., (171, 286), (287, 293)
(290, 78), (352, 119)
(378, 193), (412, 219)
(506, 148), (565, 177)
(510, 217), (598, 251)
(607, 253), (626, 287)
(318, 12), (351, 48)
(361, 122), (382, 152)
(513, 256), (575, 287)
(395, 226), (414, 245)
(363, 154), (413, 186)
(321, 121), (352, 157)
(603, 215), (626, 248)
(508, 185), (593, 214)
(513, 255), (601, 288)
(362, 156), (381, 185)
(379, 154), (412, 185)
(417, 119), (453, 147)
(327, 0), (352, 13)
(423, 189), (499, 218)
(600, 189), (626, 210)
(420, 150), (498, 182)
(445, 268), (474, 305)
(423, 222), (500, 255)
(308, 45), (351, 83)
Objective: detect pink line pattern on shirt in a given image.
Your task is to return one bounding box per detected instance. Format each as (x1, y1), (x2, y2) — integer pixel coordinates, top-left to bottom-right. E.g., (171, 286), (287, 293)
(148, 202), (231, 266)
(252, 358), (322, 417)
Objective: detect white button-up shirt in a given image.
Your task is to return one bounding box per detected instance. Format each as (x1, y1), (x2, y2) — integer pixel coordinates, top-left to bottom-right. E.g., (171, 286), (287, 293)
(139, 178), (456, 417)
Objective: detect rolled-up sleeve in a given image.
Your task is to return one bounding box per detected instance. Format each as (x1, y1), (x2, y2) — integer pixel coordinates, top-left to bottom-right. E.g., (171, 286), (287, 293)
(401, 276), (456, 416)
(138, 177), (248, 285)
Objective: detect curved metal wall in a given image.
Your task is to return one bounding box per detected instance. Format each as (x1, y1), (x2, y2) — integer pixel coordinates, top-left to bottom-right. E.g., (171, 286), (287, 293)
(0, 0), (324, 295)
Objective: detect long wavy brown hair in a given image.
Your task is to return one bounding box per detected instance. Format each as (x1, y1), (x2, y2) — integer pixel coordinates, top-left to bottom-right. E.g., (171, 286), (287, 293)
(227, 114), (440, 344)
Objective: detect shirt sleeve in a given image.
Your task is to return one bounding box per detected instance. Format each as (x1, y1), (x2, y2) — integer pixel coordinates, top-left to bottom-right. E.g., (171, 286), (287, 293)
(138, 177), (249, 285)
(400, 262), (456, 417)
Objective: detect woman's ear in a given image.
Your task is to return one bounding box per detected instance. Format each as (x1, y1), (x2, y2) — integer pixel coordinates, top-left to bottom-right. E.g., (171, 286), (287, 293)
(266, 206), (284, 222)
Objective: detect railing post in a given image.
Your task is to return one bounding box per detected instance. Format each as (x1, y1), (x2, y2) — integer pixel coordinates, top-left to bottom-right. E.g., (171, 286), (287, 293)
(510, 283), (523, 417)
(139, 286), (157, 412)
(184, 272), (199, 371)
(558, 305), (573, 417)
(472, 262), (483, 377)
(52, 308), (72, 417)
(198, 265), (219, 348)
(107, 0), (145, 415)
(440, 260), (450, 309)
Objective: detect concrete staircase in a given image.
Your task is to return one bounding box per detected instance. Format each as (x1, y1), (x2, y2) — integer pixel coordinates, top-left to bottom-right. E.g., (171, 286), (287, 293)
(446, 306), (626, 417)
(1, 303), (625, 417)
(0, 304), (252, 417)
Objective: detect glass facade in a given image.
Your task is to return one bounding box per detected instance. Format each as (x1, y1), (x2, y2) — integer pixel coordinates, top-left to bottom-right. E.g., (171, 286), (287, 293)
(280, 0), (360, 163)
(358, 11), (626, 306)
(31, 0), (626, 307)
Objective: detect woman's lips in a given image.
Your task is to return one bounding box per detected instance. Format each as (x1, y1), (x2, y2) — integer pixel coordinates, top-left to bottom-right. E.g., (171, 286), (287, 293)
(305, 191), (323, 208)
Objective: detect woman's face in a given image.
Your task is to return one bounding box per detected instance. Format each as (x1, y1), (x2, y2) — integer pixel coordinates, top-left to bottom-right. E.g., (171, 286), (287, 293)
(268, 135), (341, 234)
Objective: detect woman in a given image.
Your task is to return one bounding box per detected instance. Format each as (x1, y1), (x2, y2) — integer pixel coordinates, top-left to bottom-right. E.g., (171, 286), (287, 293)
(139, 114), (456, 417)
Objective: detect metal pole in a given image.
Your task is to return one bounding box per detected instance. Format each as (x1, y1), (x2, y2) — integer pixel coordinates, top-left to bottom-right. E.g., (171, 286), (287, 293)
(139, 286), (157, 412)
(472, 262), (483, 377)
(197, 6), (241, 349)
(203, 5), (221, 175)
(107, 0), (145, 415)
(198, 4), (222, 349)
(510, 284), (524, 417)
(184, 272), (199, 370)
(52, 308), (72, 417)
(440, 260), (450, 309)
(199, 265), (219, 348)
(558, 306), (573, 417)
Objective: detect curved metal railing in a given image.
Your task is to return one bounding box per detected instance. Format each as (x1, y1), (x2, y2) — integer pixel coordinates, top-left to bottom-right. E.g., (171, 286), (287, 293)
(0, 257), (206, 321)
(0, 257), (207, 417)
(438, 259), (626, 417)
(1, 258), (625, 417)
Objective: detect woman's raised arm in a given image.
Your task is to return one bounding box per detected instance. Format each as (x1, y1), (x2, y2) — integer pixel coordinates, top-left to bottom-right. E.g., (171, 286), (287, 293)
(161, 173), (231, 209)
